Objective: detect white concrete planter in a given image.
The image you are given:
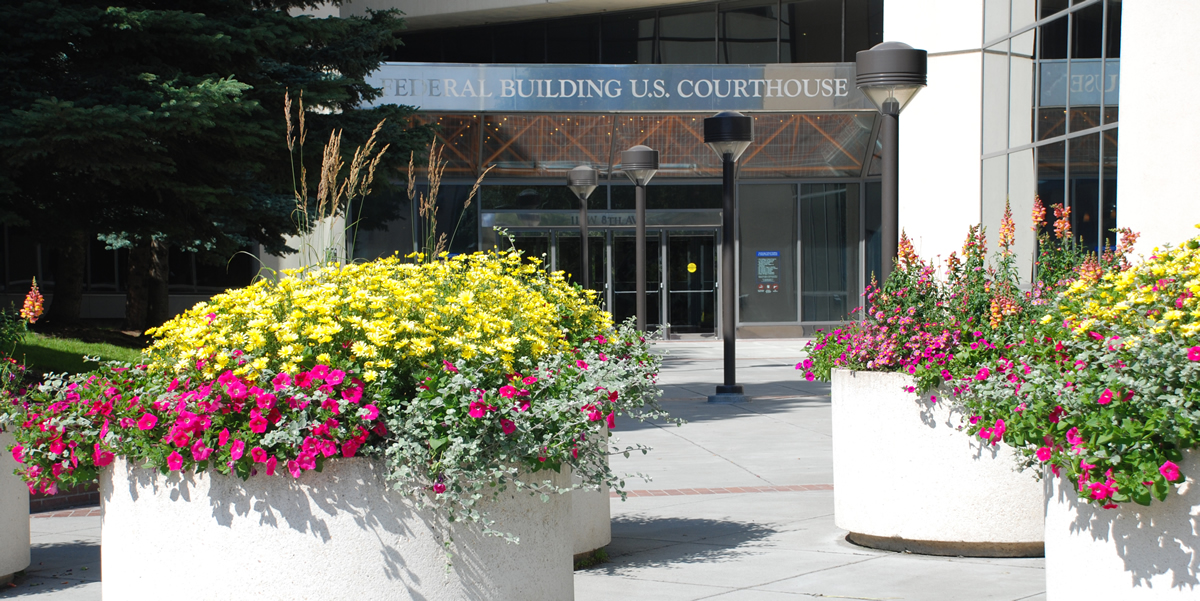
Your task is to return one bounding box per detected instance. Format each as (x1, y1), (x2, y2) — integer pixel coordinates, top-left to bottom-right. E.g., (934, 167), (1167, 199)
(101, 456), (574, 600)
(0, 431), (30, 583)
(571, 428), (611, 557)
(1045, 449), (1200, 599)
(831, 369), (1044, 556)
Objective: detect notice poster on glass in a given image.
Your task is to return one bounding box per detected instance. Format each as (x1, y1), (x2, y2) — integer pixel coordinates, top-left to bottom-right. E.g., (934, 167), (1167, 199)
(756, 251), (780, 293)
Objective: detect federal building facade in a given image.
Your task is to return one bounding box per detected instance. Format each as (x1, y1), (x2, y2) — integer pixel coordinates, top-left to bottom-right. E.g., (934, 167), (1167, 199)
(13, 1), (1200, 334)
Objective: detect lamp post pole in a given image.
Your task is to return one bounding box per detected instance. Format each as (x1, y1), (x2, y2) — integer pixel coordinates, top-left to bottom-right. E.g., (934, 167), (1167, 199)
(620, 146), (659, 332)
(567, 166), (599, 291)
(855, 42), (927, 282)
(703, 111), (753, 404)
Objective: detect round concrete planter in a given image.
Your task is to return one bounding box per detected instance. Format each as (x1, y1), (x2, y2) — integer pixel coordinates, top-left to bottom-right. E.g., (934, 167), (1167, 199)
(0, 431), (31, 583)
(831, 369), (1044, 556)
(101, 456), (574, 600)
(1045, 450), (1200, 599)
(571, 428), (611, 558)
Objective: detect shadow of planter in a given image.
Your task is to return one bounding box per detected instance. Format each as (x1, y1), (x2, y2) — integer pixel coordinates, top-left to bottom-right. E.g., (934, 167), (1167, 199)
(101, 457), (574, 600)
(1046, 449), (1200, 599)
(831, 369), (1044, 557)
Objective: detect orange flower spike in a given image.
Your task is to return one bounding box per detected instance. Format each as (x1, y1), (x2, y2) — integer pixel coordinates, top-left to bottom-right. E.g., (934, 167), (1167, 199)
(20, 278), (44, 324)
(1052, 203), (1072, 240)
(1031, 196), (1046, 231)
(999, 200), (1016, 251)
(896, 230), (918, 271)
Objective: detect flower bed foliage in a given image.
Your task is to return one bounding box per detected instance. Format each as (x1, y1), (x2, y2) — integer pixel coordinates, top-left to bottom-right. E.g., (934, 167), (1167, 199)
(962, 231), (1200, 508)
(2, 250), (666, 535)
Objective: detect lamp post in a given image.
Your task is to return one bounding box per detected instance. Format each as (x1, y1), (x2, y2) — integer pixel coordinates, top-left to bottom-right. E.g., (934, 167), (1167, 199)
(620, 145), (659, 332)
(567, 166), (599, 290)
(703, 111), (753, 404)
(855, 41), (927, 282)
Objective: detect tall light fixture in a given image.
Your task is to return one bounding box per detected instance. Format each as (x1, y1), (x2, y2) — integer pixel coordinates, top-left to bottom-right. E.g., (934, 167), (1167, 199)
(703, 111), (753, 404)
(856, 41), (927, 282)
(567, 165), (599, 290)
(620, 145), (659, 331)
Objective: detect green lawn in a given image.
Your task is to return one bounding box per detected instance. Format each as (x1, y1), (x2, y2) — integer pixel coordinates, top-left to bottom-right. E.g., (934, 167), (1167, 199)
(13, 333), (145, 375)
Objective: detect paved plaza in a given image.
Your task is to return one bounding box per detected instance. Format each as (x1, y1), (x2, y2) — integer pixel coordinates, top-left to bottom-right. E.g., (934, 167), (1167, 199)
(3, 339), (1046, 600)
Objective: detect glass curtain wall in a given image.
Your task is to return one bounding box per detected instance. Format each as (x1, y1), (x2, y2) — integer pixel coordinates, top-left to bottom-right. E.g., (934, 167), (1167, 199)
(391, 0), (884, 66)
(981, 0), (1120, 285)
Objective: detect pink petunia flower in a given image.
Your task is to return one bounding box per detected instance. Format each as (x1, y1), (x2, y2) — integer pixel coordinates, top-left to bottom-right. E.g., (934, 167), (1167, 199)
(265, 456), (277, 476)
(341, 386), (363, 404)
(432, 482), (447, 494)
(1097, 389), (1114, 405)
(272, 372), (292, 391)
(1189, 347), (1200, 362)
(249, 411), (268, 434)
(230, 439), (245, 461)
(443, 360), (458, 373)
(137, 413), (158, 430)
(363, 404), (380, 421)
(167, 451), (183, 471)
(93, 443), (115, 467)
(576, 360), (589, 370)
(218, 428), (230, 447)
(606, 412), (616, 429)
(499, 385), (518, 399)
(1036, 447), (1052, 462)
(250, 447), (268, 463)
(975, 367), (990, 381)
(288, 459), (301, 478)
(500, 418), (516, 435)
(1160, 460), (1181, 482)
(469, 401), (487, 419)
(10, 445), (23, 463)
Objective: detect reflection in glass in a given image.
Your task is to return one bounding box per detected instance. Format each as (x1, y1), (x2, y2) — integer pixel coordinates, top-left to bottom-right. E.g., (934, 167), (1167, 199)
(547, 17), (601, 64)
(1106, 0), (1122, 59)
(1010, 31), (1036, 148)
(493, 22), (546, 63)
(740, 113), (875, 178)
(557, 233), (607, 295)
(481, 186), (581, 211)
(739, 184), (797, 322)
(1039, 14), (1068, 60)
(983, 42), (1010, 154)
(800, 184), (859, 322)
(613, 232), (661, 327)
(1037, 107), (1067, 141)
(844, 0), (884, 60)
(659, 6), (715, 64)
(1102, 128), (1118, 250)
(984, 0), (1011, 43)
(482, 115), (614, 179)
(781, 0), (843, 63)
(611, 185), (722, 210)
(865, 182), (881, 284)
(412, 115), (479, 177)
(667, 232), (716, 333)
(1071, 3), (1103, 59)
(601, 11), (656, 64)
(1008, 149), (1038, 282)
(1069, 134), (1101, 252)
(1036, 141), (1066, 232)
(506, 232), (550, 266)
(1040, 0), (1069, 19)
(719, 0), (779, 64)
(982, 156), (1008, 256)
(443, 26), (492, 63)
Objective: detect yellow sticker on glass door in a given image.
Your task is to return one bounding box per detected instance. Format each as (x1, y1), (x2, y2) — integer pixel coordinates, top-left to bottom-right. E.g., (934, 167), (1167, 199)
(687, 262), (697, 273)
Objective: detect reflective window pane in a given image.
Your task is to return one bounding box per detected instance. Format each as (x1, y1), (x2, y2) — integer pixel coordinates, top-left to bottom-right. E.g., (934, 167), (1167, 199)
(782, 0), (843, 63)
(659, 6), (715, 64)
(1068, 133), (1101, 252)
(481, 186), (578, 211)
(740, 184), (797, 322)
(1101, 128), (1118, 250)
(983, 42), (1010, 154)
(667, 232), (716, 333)
(741, 113), (875, 178)
(1008, 149), (1038, 282)
(800, 183), (859, 322)
(494, 22), (546, 63)
(1040, 0), (1069, 19)
(844, 0), (884, 58)
(481, 114), (614, 179)
(1010, 31), (1036, 147)
(611, 185), (722, 210)
(1039, 15), (1068, 60)
(985, 0), (1011, 43)
(547, 17), (600, 64)
(392, 32), (441, 62)
(601, 11), (655, 64)
(719, 0), (779, 64)
(864, 182), (881, 284)
(1105, 0), (1121, 59)
(982, 155), (1008, 256)
(1036, 141), (1066, 233)
(443, 26), (492, 63)
(1071, 3), (1104, 59)
(613, 232), (661, 327)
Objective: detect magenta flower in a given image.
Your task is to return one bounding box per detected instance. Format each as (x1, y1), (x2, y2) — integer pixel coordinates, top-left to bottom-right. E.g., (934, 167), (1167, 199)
(500, 418), (516, 435)
(341, 386), (363, 404)
(1189, 346), (1200, 361)
(1097, 389), (1113, 405)
(10, 445), (23, 463)
(443, 359), (458, 373)
(606, 412), (616, 429)
(975, 367), (990, 381)
(137, 413), (158, 430)
(432, 482), (447, 494)
(288, 459), (301, 478)
(250, 447), (268, 463)
(167, 451), (183, 471)
(576, 360), (589, 370)
(523, 375), (538, 385)
(499, 385), (518, 399)
(248, 411), (268, 434)
(265, 456), (277, 476)
(297, 452), (316, 471)
(363, 404), (380, 420)
(1036, 447), (1052, 462)
(93, 443), (115, 467)
(1160, 460), (1181, 482)
(272, 372), (292, 390)
(230, 440), (245, 461)
(469, 401), (487, 419)
(218, 428), (230, 447)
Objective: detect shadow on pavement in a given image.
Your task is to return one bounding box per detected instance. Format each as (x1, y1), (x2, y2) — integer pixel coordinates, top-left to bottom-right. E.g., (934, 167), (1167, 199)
(2, 542), (100, 598)
(589, 515), (777, 573)
(616, 394), (830, 432)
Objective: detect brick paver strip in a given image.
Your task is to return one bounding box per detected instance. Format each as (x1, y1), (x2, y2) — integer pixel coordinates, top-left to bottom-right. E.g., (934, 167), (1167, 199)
(612, 484), (832, 498)
(31, 506), (102, 519)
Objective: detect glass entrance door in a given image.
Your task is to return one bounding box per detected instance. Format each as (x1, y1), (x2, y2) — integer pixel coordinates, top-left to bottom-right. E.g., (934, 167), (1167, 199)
(667, 231), (717, 335)
(612, 231), (661, 328)
(555, 232), (606, 294)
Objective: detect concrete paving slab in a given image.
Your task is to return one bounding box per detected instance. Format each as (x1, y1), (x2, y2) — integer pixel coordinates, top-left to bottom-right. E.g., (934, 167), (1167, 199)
(574, 574), (733, 601)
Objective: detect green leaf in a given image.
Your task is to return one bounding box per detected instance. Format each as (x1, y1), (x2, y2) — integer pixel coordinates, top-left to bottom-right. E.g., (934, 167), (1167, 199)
(430, 437), (448, 451)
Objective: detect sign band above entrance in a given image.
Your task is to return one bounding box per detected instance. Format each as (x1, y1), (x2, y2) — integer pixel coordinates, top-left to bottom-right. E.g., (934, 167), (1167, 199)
(367, 63), (873, 113)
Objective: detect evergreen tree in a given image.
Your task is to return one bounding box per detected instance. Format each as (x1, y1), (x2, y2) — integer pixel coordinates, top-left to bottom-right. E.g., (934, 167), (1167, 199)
(0, 1), (431, 327)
